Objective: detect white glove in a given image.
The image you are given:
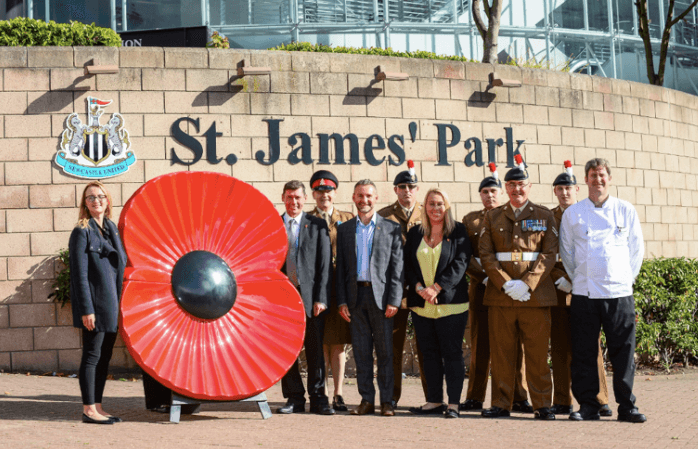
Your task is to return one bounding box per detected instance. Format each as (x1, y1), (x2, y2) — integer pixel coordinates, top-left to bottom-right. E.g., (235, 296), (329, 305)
(513, 291), (531, 302)
(482, 277), (489, 286)
(555, 277), (573, 293)
(503, 280), (530, 301)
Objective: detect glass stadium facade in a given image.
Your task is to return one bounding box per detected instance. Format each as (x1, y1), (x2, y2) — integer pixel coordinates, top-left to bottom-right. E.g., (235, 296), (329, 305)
(4, 0), (698, 94)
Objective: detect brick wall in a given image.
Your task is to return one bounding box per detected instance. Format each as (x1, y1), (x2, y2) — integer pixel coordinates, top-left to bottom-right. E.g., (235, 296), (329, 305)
(1, 46), (697, 372)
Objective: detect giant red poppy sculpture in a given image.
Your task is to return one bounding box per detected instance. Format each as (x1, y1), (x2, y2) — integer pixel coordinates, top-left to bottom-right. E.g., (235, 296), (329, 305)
(118, 172), (305, 401)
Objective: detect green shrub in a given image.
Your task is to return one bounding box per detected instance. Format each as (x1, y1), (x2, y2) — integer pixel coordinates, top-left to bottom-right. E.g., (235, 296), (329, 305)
(0, 17), (121, 46)
(269, 41), (478, 62)
(48, 249), (70, 308)
(206, 31), (229, 49)
(269, 42), (572, 71)
(634, 257), (698, 369)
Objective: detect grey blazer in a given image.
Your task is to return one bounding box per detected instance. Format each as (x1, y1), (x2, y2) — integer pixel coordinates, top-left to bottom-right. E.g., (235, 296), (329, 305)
(281, 212), (331, 317)
(336, 215), (404, 310)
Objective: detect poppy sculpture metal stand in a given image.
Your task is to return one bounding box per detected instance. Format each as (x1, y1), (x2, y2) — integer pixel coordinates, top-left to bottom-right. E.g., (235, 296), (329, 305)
(118, 172), (306, 422)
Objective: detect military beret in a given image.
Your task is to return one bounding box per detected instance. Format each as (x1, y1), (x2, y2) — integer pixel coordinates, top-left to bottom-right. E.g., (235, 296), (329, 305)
(553, 160), (577, 186)
(393, 160), (418, 185)
(310, 170), (338, 191)
(479, 162), (502, 191)
(504, 154), (529, 182)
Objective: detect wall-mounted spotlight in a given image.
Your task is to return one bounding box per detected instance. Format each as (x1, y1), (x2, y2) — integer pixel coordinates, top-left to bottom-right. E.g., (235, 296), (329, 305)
(84, 65), (120, 76)
(488, 72), (522, 88)
(375, 66), (409, 81)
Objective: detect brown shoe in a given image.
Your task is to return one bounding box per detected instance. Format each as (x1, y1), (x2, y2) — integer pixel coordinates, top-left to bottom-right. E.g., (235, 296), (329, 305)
(380, 402), (395, 416)
(351, 400), (375, 415)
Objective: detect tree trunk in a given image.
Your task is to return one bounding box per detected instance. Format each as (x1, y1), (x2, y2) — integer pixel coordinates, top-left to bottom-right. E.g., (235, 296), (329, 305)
(481, 0), (503, 64)
(636, 0), (698, 86)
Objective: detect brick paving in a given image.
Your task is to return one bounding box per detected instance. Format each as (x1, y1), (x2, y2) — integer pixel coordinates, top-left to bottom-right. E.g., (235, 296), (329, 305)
(0, 372), (697, 448)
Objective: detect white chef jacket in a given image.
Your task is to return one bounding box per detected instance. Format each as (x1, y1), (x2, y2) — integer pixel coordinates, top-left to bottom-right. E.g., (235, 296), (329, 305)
(559, 196), (644, 299)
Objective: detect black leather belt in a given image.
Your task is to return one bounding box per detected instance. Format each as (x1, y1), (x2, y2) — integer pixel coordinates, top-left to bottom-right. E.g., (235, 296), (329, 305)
(357, 281), (372, 287)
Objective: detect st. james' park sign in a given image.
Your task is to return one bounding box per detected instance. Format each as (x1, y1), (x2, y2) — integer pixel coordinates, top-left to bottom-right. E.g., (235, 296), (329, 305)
(170, 118), (525, 168)
(58, 98), (524, 180)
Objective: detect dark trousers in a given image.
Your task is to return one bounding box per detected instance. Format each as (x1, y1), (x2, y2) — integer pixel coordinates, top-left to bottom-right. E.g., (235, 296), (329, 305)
(281, 313), (328, 406)
(550, 306), (609, 406)
(571, 294), (638, 414)
(350, 285), (394, 404)
(392, 308), (428, 403)
(412, 310), (468, 405)
(142, 370), (171, 410)
(79, 331), (117, 405)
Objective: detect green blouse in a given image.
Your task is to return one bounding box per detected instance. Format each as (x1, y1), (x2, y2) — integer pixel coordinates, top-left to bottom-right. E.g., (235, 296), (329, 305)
(411, 238), (468, 319)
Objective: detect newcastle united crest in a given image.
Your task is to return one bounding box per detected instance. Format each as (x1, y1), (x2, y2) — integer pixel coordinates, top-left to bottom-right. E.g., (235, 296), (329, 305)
(55, 97), (136, 179)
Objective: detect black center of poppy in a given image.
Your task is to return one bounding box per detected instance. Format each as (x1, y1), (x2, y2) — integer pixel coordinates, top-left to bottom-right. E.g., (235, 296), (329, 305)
(171, 251), (237, 320)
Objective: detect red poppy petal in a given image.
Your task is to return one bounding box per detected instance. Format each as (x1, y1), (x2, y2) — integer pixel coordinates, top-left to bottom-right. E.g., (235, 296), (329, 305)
(120, 277), (305, 400)
(124, 266), (170, 283)
(119, 172), (287, 274)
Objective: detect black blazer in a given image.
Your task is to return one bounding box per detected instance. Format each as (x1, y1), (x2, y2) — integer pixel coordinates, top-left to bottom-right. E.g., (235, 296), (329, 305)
(336, 215), (404, 311)
(404, 222), (472, 309)
(69, 218), (127, 333)
(281, 212), (331, 317)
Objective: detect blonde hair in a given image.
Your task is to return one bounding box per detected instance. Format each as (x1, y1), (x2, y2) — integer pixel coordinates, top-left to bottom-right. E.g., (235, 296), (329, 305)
(77, 181), (113, 228)
(420, 188), (455, 238)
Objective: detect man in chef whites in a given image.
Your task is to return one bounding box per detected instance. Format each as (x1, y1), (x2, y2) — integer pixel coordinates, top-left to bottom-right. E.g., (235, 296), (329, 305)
(559, 158), (646, 423)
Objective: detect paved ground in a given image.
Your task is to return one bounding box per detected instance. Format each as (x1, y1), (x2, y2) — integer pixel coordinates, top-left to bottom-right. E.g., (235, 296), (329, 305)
(0, 371), (697, 448)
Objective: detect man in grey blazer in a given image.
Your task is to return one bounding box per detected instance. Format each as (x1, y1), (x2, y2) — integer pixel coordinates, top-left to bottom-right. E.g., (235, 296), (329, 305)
(337, 180), (404, 416)
(278, 180), (334, 415)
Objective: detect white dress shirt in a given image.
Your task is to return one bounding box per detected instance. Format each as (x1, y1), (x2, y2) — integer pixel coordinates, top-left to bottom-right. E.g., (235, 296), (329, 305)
(559, 196), (644, 298)
(356, 213), (377, 282)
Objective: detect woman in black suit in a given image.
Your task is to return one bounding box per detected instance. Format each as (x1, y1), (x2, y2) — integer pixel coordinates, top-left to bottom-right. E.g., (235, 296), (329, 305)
(69, 181), (126, 424)
(405, 188), (472, 418)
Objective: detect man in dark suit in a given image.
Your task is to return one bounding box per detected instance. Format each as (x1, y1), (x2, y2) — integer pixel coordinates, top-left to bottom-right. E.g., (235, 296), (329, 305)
(337, 180), (404, 417)
(277, 180), (334, 415)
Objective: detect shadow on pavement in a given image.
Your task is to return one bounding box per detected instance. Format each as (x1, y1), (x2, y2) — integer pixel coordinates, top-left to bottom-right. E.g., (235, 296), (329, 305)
(0, 395), (288, 423)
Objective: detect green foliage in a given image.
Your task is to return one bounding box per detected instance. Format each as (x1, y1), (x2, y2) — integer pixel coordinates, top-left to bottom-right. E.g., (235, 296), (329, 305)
(503, 56), (571, 72)
(48, 249), (71, 308)
(0, 17), (121, 47)
(634, 257), (698, 370)
(206, 31), (229, 49)
(270, 42), (572, 72)
(269, 42), (478, 63)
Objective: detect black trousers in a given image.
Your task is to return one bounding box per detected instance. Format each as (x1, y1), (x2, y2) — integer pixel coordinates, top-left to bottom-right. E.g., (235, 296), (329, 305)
(570, 294), (638, 413)
(350, 285), (394, 404)
(79, 331), (117, 405)
(281, 313), (328, 406)
(412, 310), (468, 405)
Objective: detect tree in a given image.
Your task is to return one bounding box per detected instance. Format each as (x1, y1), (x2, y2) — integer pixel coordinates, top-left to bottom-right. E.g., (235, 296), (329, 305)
(635, 0), (698, 86)
(472, 0), (504, 64)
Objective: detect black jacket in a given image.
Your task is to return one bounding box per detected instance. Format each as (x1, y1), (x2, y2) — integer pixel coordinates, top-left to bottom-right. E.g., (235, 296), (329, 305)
(69, 218), (127, 332)
(404, 222), (471, 309)
(280, 212), (331, 317)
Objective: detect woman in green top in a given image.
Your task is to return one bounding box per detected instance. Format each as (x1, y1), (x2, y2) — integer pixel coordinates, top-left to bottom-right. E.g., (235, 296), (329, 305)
(404, 188), (472, 418)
